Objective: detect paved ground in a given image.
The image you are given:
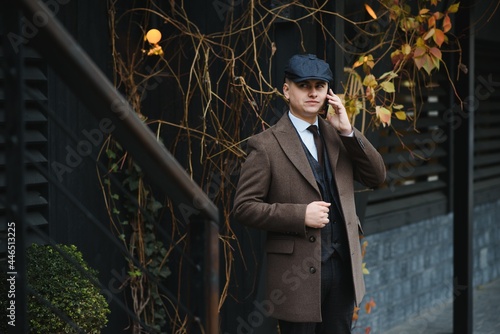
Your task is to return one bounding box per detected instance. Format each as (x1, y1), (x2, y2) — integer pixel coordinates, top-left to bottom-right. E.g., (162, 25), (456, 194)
(385, 278), (500, 334)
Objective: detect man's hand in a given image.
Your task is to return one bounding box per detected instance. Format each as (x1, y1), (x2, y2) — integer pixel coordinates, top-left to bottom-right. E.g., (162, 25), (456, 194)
(305, 201), (331, 228)
(325, 88), (353, 136)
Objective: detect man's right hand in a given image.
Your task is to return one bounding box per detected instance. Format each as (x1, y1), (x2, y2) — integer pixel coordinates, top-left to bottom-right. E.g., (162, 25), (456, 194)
(305, 201), (331, 229)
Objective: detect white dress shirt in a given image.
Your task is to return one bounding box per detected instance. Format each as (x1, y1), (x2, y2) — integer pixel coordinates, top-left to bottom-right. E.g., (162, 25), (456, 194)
(288, 111), (320, 161)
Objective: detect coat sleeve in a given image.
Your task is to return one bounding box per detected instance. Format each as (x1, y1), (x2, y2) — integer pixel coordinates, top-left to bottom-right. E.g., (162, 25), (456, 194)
(233, 136), (308, 236)
(339, 127), (386, 188)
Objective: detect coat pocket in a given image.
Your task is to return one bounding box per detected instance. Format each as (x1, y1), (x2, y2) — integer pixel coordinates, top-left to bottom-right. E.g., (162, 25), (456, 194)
(266, 238), (295, 254)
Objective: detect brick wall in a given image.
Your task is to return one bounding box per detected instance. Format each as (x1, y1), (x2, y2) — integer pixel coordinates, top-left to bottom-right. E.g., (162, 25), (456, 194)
(355, 199), (500, 333)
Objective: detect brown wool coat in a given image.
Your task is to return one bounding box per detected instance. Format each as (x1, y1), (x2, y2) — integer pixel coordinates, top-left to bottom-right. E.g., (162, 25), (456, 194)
(233, 114), (386, 323)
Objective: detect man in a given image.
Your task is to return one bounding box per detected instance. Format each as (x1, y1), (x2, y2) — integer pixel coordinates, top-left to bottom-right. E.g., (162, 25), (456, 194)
(233, 54), (386, 333)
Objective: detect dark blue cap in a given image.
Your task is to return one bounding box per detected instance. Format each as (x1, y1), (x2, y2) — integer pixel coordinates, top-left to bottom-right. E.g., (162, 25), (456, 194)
(284, 54), (333, 83)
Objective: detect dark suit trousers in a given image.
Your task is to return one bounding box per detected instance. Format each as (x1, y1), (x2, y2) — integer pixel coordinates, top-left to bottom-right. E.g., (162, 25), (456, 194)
(278, 253), (355, 334)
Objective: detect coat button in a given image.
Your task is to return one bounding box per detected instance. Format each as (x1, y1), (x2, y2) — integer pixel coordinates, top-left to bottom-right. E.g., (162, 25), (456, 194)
(309, 236), (316, 242)
(309, 267), (317, 274)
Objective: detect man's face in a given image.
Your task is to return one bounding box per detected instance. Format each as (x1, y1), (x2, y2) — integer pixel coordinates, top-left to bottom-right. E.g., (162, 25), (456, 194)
(283, 79), (328, 123)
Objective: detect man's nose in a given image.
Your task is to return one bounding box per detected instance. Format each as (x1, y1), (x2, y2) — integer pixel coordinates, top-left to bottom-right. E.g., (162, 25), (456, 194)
(309, 88), (318, 96)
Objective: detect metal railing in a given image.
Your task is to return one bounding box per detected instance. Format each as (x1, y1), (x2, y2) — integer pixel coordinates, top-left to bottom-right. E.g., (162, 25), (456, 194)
(2, 0), (219, 333)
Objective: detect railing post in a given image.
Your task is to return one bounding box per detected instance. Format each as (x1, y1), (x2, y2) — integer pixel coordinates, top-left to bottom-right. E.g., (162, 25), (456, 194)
(452, 0), (474, 333)
(188, 216), (219, 333)
(2, 2), (28, 333)
(206, 220), (220, 334)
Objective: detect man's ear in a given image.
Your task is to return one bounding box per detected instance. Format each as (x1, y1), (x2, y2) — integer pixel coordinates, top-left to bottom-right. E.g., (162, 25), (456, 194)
(283, 82), (289, 100)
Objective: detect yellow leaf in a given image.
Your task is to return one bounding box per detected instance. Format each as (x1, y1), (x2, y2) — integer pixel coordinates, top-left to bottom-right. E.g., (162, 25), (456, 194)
(448, 2), (460, 13)
(363, 74), (377, 88)
(419, 8), (430, 15)
(391, 50), (403, 65)
(402, 43), (412, 55)
(376, 106), (391, 126)
(393, 104), (404, 110)
(395, 111), (407, 120)
(365, 54), (375, 69)
(379, 71), (398, 80)
(422, 54), (435, 74)
(353, 56), (364, 68)
(380, 81), (395, 93)
(362, 262), (370, 275)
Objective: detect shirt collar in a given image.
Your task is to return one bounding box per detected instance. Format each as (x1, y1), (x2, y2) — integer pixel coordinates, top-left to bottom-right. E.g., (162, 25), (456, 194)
(288, 111), (318, 133)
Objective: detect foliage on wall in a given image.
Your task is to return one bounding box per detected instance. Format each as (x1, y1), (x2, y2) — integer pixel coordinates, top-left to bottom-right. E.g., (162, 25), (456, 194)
(102, 0), (462, 332)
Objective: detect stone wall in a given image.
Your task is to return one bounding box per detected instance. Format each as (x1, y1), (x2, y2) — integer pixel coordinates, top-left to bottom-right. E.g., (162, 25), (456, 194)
(355, 199), (500, 333)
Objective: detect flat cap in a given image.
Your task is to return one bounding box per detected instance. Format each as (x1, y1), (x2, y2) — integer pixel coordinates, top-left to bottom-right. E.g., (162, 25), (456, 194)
(284, 54), (333, 83)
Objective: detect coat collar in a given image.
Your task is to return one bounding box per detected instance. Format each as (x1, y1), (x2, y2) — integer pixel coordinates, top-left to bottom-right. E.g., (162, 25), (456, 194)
(271, 113), (341, 192)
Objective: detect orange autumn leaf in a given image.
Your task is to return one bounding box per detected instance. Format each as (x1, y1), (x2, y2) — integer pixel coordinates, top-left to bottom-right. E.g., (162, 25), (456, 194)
(352, 306), (360, 321)
(365, 298), (376, 314)
(429, 46), (442, 60)
(414, 45), (427, 58)
(428, 15), (436, 29)
(365, 4), (378, 19)
(433, 28), (445, 47)
(424, 27), (435, 41)
(433, 11), (444, 20)
(443, 14), (452, 33)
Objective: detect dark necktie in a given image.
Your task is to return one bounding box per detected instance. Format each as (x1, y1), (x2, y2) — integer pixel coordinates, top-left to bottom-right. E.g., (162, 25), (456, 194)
(307, 125), (324, 167)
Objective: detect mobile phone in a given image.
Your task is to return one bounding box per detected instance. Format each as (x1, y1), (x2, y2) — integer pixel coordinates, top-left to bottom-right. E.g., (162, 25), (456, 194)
(320, 85), (330, 118)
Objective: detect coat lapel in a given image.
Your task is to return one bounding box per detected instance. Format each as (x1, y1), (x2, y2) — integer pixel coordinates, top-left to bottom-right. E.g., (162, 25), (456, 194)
(318, 117), (340, 171)
(272, 115), (319, 193)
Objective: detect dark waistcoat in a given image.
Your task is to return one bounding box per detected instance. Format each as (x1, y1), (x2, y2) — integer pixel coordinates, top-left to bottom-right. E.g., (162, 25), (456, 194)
(302, 139), (349, 262)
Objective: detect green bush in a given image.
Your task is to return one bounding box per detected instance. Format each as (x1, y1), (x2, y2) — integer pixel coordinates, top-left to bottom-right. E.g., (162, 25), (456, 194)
(1, 244), (110, 333)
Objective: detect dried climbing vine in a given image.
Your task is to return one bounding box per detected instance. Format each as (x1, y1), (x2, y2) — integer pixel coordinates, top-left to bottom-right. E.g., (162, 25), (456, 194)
(99, 0), (466, 332)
